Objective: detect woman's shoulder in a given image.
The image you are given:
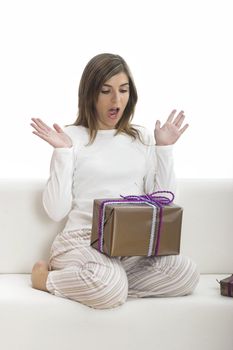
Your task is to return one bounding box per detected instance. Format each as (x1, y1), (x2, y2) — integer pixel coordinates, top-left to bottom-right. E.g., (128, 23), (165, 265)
(131, 124), (155, 145)
(63, 125), (89, 145)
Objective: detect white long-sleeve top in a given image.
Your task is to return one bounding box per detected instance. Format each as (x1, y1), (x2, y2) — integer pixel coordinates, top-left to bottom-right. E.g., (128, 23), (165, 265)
(43, 125), (176, 231)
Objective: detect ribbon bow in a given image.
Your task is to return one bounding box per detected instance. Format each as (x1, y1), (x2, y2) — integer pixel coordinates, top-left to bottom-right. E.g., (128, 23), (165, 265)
(120, 190), (174, 206)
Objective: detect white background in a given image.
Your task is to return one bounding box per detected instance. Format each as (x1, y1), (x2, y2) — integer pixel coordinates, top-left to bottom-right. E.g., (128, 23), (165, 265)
(0, 0), (232, 179)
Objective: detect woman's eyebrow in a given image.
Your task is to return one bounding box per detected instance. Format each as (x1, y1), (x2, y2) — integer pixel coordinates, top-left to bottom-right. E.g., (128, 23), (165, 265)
(103, 83), (129, 87)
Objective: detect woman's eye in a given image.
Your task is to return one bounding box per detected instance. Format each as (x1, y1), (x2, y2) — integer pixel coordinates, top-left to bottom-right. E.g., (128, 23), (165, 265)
(100, 89), (129, 94)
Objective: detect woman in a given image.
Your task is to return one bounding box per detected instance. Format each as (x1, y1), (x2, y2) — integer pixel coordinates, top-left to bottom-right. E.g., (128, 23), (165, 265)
(31, 53), (199, 309)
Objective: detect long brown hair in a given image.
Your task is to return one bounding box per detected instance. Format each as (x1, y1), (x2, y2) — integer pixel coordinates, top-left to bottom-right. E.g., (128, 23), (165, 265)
(72, 53), (143, 145)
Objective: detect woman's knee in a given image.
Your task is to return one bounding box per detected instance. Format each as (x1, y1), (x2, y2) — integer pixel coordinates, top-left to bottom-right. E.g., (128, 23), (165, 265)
(79, 260), (129, 309)
(126, 254), (199, 298)
(96, 275), (128, 309)
(171, 255), (200, 296)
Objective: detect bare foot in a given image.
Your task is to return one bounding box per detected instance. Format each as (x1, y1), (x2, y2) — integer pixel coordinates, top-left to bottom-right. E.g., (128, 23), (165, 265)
(31, 260), (49, 292)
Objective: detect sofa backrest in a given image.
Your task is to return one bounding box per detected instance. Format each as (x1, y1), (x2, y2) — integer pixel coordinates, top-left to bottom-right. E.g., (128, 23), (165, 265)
(0, 179), (232, 274)
(177, 179), (233, 274)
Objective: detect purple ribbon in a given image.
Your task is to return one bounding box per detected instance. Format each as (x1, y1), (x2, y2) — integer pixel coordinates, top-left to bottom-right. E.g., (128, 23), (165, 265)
(97, 191), (174, 256)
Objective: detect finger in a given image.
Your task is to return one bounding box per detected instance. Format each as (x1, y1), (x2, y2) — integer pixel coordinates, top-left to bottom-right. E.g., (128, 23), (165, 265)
(173, 110), (184, 125)
(31, 122), (45, 134)
(174, 113), (185, 128)
(53, 123), (63, 133)
(167, 109), (177, 122)
(32, 131), (51, 143)
(155, 120), (161, 130)
(31, 118), (51, 132)
(31, 122), (50, 136)
(37, 118), (51, 130)
(179, 123), (189, 135)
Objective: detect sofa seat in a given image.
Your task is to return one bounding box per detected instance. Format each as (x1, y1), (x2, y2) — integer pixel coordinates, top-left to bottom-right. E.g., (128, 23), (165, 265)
(0, 273), (232, 350)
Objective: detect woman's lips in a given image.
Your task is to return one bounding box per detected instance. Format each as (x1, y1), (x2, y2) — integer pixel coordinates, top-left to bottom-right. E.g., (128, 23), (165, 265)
(108, 108), (120, 119)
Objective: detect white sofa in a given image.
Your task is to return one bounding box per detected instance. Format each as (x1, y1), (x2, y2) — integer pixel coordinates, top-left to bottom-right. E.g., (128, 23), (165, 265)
(0, 179), (232, 350)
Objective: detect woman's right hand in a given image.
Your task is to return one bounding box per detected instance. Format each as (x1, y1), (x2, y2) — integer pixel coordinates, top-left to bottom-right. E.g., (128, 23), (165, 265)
(31, 118), (73, 148)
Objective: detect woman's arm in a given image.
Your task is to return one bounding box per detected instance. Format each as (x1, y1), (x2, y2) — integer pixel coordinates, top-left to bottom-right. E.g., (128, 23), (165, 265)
(144, 110), (188, 195)
(144, 140), (176, 194)
(42, 148), (74, 221)
(31, 118), (74, 221)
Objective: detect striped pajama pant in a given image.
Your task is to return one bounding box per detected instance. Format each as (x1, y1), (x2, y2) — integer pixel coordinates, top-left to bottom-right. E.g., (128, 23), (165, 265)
(46, 229), (200, 309)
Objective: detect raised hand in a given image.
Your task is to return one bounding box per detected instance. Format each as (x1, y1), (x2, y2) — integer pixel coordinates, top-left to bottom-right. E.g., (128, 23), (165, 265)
(154, 110), (189, 146)
(31, 118), (72, 148)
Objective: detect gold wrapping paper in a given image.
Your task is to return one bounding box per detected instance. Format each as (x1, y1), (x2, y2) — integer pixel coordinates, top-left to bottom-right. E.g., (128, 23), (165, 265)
(91, 199), (183, 257)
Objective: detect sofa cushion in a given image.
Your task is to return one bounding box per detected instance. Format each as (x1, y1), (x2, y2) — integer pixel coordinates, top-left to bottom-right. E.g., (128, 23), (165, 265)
(0, 274), (232, 350)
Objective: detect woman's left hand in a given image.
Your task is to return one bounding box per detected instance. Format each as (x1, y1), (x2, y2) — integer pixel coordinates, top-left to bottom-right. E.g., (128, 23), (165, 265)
(154, 109), (189, 146)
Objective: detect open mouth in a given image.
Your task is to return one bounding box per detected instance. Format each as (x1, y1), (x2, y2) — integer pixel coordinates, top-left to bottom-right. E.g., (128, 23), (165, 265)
(108, 108), (120, 119)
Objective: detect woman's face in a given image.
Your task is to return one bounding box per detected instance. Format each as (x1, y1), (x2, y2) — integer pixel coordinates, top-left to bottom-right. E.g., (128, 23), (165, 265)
(95, 72), (130, 130)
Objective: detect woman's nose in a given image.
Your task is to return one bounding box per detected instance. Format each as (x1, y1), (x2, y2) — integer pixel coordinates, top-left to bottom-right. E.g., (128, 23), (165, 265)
(111, 91), (121, 103)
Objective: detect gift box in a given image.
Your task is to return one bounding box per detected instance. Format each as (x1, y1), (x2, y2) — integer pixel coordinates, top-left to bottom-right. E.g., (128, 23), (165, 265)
(219, 275), (233, 297)
(91, 192), (183, 257)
